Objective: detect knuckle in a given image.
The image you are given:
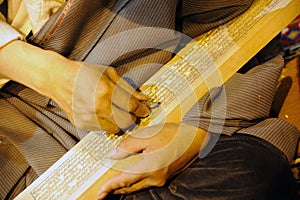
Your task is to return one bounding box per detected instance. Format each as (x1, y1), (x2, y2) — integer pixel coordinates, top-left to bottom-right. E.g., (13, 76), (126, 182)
(156, 179), (166, 187)
(98, 79), (112, 94)
(110, 127), (120, 134)
(106, 125), (119, 134)
(116, 189), (129, 195)
(97, 120), (120, 133)
(149, 177), (166, 187)
(105, 67), (118, 75)
(119, 181), (130, 188)
(129, 100), (138, 113)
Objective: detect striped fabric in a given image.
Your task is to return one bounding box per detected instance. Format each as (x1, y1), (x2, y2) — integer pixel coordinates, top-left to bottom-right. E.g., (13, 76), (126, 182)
(1, 0), (299, 199)
(181, 0), (256, 37)
(183, 55), (300, 162)
(0, 135), (28, 198)
(5, 168), (38, 200)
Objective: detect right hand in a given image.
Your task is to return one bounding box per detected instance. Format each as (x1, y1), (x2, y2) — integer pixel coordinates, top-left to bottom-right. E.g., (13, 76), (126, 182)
(0, 40), (149, 133)
(63, 62), (150, 133)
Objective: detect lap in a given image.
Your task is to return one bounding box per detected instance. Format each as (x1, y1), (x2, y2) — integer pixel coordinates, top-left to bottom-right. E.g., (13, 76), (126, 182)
(0, 1), (288, 199)
(121, 134), (298, 200)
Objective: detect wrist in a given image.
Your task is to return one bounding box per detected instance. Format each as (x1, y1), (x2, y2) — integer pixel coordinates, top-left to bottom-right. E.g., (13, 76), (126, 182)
(0, 40), (60, 93)
(47, 54), (81, 118)
(40, 50), (80, 99)
(0, 40), (81, 117)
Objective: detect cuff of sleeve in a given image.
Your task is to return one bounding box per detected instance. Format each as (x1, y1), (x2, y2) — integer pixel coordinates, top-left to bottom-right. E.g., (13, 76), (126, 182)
(237, 118), (300, 163)
(0, 22), (25, 48)
(182, 118), (255, 135)
(0, 78), (10, 89)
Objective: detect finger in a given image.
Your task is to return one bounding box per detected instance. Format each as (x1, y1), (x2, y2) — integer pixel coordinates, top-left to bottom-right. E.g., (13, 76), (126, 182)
(117, 77), (148, 101)
(109, 136), (146, 160)
(105, 67), (148, 101)
(113, 178), (150, 195)
(128, 96), (150, 118)
(107, 148), (132, 160)
(110, 105), (137, 130)
(97, 118), (120, 134)
(96, 99), (137, 132)
(112, 85), (150, 117)
(110, 126), (166, 159)
(107, 137), (144, 160)
(98, 172), (144, 199)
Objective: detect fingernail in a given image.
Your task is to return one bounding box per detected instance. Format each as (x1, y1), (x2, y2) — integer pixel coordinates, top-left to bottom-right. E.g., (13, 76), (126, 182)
(144, 108), (150, 117)
(145, 100), (161, 109)
(148, 101), (161, 109)
(139, 106), (150, 118)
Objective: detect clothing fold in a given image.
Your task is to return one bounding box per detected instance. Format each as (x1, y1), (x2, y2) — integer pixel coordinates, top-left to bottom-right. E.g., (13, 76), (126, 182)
(0, 0), (299, 199)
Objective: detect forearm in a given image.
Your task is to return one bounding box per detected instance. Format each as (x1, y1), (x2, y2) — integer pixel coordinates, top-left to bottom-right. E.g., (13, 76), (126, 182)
(0, 40), (79, 101)
(0, 40), (149, 132)
(168, 124), (209, 176)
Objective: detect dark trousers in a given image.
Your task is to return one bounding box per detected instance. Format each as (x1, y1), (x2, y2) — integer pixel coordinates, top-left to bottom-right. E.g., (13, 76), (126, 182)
(118, 134), (298, 200)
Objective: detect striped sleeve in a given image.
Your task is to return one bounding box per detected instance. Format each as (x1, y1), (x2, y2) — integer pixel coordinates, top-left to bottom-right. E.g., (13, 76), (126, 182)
(183, 55), (285, 133)
(182, 55), (300, 161)
(0, 135), (29, 198)
(237, 118), (300, 162)
(181, 0), (254, 37)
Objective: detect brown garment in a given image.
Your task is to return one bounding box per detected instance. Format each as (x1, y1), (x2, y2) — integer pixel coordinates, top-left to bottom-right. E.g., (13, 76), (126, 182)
(1, 0), (298, 199)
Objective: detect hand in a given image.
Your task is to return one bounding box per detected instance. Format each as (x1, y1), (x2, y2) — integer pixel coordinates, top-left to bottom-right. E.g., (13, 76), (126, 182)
(57, 62), (150, 133)
(0, 40), (149, 133)
(97, 123), (209, 199)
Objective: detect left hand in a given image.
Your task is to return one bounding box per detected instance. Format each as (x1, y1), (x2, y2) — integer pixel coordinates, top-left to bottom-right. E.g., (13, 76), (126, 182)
(97, 123), (209, 199)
